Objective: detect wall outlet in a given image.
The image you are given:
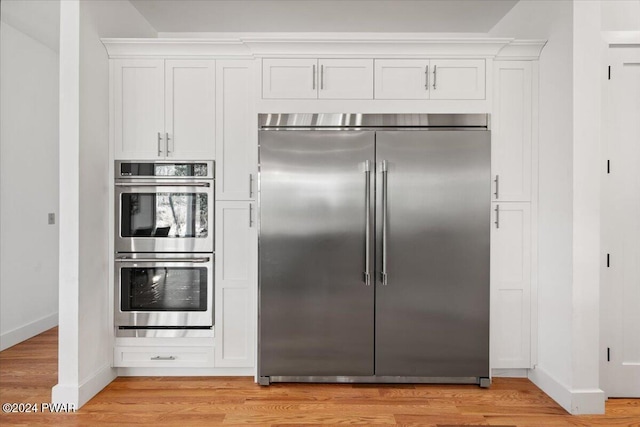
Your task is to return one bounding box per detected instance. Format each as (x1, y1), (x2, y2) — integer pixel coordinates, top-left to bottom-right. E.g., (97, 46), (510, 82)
(48, 213), (55, 225)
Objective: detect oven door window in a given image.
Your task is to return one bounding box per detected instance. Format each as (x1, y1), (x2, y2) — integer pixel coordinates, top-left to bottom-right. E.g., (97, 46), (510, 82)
(120, 267), (207, 311)
(121, 193), (208, 238)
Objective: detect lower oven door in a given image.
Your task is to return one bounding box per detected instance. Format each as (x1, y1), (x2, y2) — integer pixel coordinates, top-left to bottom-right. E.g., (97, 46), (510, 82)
(115, 254), (214, 330)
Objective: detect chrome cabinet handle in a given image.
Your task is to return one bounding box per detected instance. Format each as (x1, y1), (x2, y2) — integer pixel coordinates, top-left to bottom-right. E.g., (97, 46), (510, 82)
(433, 65), (437, 90)
(150, 356), (176, 361)
(157, 132), (163, 157)
(165, 132), (171, 156)
(425, 65), (429, 90)
(495, 205), (500, 229)
(494, 174), (500, 199)
(320, 64), (324, 90)
(312, 64), (316, 90)
(249, 174), (254, 198)
(381, 160), (388, 285)
(364, 160), (371, 286)
(249, 203), (254, 228)
(116, 257), (210, 263)
(115, 182), (211, 187)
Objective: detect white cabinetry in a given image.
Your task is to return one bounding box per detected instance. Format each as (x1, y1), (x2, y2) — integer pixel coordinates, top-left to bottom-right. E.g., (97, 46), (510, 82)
(216, 60), (258, 200)
(492, 61), (532, 201)
(491, 203), (531, 369)
(262, 58), (373, 99)
(214, 202), (257, 368)
(113, 59), (215, 160)
(374, 59), (485, 100)
(113, 345), (215, 368)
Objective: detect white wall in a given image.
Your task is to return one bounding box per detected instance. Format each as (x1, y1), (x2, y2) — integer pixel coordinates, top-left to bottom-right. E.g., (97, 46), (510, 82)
(0, 4), (60, 350)
(53, 0), (156, 407)
(601, 0), (640, 31)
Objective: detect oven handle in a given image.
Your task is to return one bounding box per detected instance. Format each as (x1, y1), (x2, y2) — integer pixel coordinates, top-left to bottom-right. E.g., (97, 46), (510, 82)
(114, 182), (211, 187)
(115, 256), (211, 263)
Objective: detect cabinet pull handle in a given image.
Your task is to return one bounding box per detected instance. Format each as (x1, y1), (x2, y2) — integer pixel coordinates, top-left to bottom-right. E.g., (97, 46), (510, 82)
(312, 64), (316, 90)
(494, 175), (500, 199)
(157, 132), (163, 156)
(249, 203), (254, 228)
(166, 132), (171, 156)
(381, 160), (388, 286)
(150, 356), (175, 361)
(320, 64), (324, 90)
(249, 174), (254, 198)
(495, 205), (500, 229)
(425, 65), (429, 90)
(433, 65), (437, 90)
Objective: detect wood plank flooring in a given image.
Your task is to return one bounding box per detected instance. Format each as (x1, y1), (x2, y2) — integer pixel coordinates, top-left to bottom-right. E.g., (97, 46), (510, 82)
(0, 328), (638, 426)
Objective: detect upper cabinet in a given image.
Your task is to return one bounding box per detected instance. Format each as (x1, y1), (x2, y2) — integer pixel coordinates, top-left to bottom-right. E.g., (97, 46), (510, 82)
(215, 60), (258, 201)
(113, 59), (216, 160)
(263, 58), (486, 101)
(374, 59), (485, 100)
(262, 58), (374, 99)
(492, 61), (533, 201)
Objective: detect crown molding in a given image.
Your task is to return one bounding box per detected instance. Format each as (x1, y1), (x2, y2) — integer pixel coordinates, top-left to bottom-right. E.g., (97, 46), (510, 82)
(102, 34), (546, 60)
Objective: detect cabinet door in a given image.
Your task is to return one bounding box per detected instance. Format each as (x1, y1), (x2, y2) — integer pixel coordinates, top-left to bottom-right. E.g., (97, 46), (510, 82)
(318, 59), (373, 99)
(491, 202), (531, 369)
(113, 59), (164, 159)
(216, 60), (258, 201)
(374, 59), (430, 100)
(492, 61), (532, 201)
(430, 59), (486, 100)
(165, 60), (215, 160)
(262, 59), (317, 99)
(214, 202), (257, 368)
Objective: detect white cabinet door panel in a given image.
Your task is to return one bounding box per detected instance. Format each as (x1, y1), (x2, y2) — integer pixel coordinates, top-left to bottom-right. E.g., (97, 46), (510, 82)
(374, 59), (430, 100)
(214, 202), (257, 368)
(114, 59), (164, 159)
(262, 59), (317, 99)
(165, 60), (215, 160)
(318, 59), (373, 99)
(492, 62), (532, 201)
(430, 59), (485, 100)
(216, 60), (258, 200)
(491, 202), (531, 369)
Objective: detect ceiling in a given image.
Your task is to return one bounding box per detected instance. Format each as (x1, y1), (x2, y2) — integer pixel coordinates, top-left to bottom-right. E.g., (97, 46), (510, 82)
(130, 0), (519, 34)
(0, 0), (60, 52)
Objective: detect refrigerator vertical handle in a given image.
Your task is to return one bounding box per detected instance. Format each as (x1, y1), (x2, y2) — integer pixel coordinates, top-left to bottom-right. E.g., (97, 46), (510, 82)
(381, 160), (389, 285)
(364, 161), (371, 286)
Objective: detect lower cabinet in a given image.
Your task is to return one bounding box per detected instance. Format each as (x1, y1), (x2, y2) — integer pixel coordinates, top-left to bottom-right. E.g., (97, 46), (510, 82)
(113, 345), (215, 368)
(214, 201), (258, 368)
(491, 202), (532, 369)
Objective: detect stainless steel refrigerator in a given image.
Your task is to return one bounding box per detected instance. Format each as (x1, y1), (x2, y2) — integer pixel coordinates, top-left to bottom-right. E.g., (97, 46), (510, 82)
(258, 114), (490, 387)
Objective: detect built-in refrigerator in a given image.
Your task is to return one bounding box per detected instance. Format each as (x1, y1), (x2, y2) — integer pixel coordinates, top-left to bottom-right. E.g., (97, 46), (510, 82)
(258, 114), (491, 387)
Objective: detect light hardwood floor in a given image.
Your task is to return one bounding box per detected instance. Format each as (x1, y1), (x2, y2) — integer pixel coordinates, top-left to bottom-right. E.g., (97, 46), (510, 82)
(0, 328), (638, 426)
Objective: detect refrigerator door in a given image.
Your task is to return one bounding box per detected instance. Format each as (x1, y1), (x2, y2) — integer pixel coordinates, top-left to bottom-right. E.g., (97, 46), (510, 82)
(259, 130), (376, 376)
(375, 130), (490, 377)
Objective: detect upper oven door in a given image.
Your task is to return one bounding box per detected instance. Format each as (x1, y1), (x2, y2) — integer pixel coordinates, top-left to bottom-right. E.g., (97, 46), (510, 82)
(115, 181), (214, 253)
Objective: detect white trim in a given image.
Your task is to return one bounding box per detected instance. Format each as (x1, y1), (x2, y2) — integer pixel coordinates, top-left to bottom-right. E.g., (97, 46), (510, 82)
(528, 366), (605, 415)
(492, 368), (528, 378)
(52, 364), (117, 407)
(602, 31), (640, 46)
(102, 35), (545, 60)
(117, 367), (253, 376)
(0, 313), (58, 351)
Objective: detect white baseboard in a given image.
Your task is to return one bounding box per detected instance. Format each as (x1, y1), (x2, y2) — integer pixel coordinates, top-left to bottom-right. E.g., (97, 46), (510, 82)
(52, 364), (117, 408)
(492, 368), (528, 378)
(528, 366), (605, 414)
(0, 312), (58, 351)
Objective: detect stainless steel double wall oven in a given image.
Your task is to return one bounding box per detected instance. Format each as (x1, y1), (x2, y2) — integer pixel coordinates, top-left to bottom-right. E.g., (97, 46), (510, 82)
(114, 161), (214, 337)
